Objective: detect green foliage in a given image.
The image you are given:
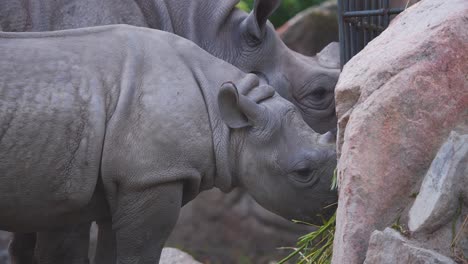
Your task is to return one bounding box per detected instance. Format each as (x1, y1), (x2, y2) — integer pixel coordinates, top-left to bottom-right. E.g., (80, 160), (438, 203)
(330, 168), (338, 191)
(277, 168), (338, 264)
(390, 215), (409, 237)
(236, 0), (328, 27)
(278, 213), (336, 264)
(450, 197), (467, 262)
(236, 1), (251, 12)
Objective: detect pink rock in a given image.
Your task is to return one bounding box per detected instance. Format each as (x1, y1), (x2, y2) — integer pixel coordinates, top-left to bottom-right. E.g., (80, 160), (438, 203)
(332, 0), (468, 263)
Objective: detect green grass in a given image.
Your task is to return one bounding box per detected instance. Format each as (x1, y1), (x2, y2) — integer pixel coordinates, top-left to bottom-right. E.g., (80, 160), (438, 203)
(278, 212), (336, 264)
(451, 197), (467, 262)
(277, 169), (338, 264)
(236, 0), (328, 27)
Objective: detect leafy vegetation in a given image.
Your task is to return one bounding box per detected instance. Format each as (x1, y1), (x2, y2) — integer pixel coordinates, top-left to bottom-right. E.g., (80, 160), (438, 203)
(278, 212), (336, 264)
(277, 169), (337, 264)
(451, 198), (467, 263)
(236, 0), (328, 27)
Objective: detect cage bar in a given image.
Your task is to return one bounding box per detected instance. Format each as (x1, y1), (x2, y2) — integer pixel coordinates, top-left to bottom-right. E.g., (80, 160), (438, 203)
(337, 0), (405, 68)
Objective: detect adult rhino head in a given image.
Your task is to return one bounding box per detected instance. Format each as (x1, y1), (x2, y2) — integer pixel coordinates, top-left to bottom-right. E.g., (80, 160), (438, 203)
(218, 75), (337, 221)
(226, 0), (340, 134)
(0, 0), (340, 134)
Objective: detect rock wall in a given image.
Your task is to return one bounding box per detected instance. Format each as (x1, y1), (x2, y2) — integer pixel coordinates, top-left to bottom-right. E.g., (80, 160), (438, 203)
(277, 0), (338, 56)
(332, 0), (468, 263)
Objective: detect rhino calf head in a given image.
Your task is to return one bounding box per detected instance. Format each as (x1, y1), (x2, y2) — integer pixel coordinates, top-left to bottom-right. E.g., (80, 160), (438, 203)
(218, 74), (337, 222)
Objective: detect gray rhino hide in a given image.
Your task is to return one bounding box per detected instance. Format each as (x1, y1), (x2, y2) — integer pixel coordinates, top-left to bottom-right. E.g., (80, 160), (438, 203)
(0, 25), (337, 264)
(0, 0), (340, 134)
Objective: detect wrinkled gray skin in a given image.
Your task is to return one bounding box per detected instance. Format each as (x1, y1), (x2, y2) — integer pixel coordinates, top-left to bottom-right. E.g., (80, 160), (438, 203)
(1, 1), (340, 262)
(0, 25), (337, 264)
(0, 0), (340, 134)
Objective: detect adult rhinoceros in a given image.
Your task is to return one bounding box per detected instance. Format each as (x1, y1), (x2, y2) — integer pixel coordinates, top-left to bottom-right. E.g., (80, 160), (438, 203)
(0, 25), (337, 264)
(0, 0), (340, 134)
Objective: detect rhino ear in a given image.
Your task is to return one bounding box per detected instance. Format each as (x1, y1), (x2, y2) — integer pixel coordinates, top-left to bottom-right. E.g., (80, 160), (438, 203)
(218, 82), (264, 129)
(242, 0), (281, 40)
(316, 42), (341, 69)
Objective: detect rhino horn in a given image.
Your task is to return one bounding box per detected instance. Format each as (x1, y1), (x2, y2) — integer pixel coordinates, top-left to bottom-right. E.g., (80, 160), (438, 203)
(241, 0), (281, 40)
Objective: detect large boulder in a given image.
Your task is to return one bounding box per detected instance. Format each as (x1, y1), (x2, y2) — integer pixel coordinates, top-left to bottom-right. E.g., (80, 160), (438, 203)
(332, 0), (468, 263)
(364, 228), (456, 264)
(160, 248), (202, 264)
(277, 0), (339, 56)
(408, 131), (468, 234)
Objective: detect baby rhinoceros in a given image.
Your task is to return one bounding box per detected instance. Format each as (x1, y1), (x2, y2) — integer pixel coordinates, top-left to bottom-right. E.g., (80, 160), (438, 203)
(0, 25), (337, 264)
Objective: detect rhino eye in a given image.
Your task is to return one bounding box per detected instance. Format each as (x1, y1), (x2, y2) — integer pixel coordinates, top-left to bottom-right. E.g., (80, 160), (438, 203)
(310, 87), (328, 101)
(290, 167), (319, 186)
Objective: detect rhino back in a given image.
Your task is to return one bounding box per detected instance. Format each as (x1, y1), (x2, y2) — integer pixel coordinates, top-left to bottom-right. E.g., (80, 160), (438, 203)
(0, 29), (124, 229)
(0, 0), (235, 34)
(0, 0), (148, 31)
(0, 25), (242, 229)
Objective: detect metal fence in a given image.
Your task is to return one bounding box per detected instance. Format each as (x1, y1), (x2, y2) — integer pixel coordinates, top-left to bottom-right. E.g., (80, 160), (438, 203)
(337, 0), (406, 67)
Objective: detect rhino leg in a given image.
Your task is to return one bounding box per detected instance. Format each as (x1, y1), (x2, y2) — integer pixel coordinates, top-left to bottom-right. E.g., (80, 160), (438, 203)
(110, 182), (183, 264)
(34, 223), (91, 264)
(9, 233), (36, 264)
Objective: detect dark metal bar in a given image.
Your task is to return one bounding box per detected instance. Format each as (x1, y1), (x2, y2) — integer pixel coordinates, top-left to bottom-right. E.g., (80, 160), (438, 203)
(364, 0), (369, 46)
(345, 23), (350, 62)
(343, 0), (351, 64)
(342, 8), (404, 17)
(370, 0), (377, 39)
(349, 0), (355, 59)
(383, 0), (390, 27)
(338, 0), (346, 67)
(337, 0), (405, 67)
(377, 0), (382, 34)
(345, 16), (352, 62)
(343, 18), (385, 32)
(353, 0), (362, 56)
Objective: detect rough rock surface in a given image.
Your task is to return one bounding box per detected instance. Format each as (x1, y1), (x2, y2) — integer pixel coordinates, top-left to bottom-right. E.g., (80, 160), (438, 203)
(160, 248), (202, 264)
(408, 131), (468, 233)
(277, 0), (338, 56)
(364, 228), (456, 264)
(332, 0), (468, 263)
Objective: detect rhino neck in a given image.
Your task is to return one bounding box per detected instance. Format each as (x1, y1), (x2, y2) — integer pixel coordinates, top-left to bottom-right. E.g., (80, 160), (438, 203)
(187, 62), (244, 193)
